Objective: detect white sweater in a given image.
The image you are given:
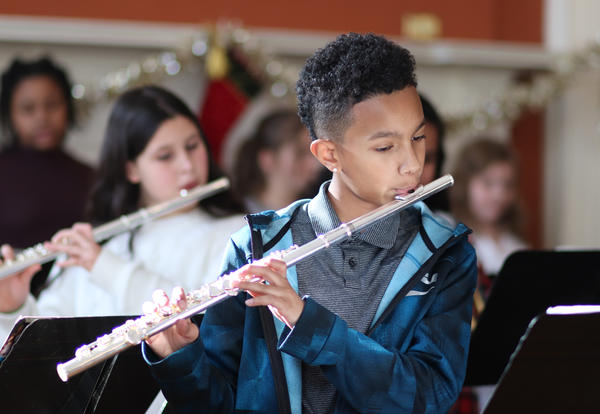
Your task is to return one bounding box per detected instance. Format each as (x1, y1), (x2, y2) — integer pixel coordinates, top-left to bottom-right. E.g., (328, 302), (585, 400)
(0, 209), (245, 343)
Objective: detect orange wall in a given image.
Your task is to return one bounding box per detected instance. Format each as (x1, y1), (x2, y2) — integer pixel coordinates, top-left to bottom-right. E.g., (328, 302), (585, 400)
(0, 0), (542, 43)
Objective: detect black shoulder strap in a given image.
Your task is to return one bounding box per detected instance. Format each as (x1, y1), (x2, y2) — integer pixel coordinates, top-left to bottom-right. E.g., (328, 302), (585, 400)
(247, 214), (292, 414)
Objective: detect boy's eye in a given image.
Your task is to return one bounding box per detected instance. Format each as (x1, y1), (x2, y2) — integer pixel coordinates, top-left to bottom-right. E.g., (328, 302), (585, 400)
(412, 134), (426, 142)
(157, 153), (172, 161)
(375, 145), (393, 152)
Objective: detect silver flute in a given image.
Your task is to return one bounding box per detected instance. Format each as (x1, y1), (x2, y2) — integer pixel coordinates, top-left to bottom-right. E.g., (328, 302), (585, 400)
(56, 174), (453, 382)
(0, 177), (230, 280)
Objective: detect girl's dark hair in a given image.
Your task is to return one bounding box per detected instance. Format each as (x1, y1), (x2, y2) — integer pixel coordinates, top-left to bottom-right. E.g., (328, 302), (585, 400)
(232, 110), (304, 199)
(450, 138), (525, 237)
(0, 57), (75, 146)
(420, 93), (450, 212)
(88, 85), (244, 224)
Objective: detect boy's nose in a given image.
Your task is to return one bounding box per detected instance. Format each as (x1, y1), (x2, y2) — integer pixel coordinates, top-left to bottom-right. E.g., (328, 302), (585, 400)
(399, 146), (421, 176)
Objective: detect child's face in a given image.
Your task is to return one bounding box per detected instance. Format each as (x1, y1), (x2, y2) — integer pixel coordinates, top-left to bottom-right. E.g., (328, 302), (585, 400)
(10, 75), (68, 150)
(468, 161), (517, 226)
(334, 86), (426, 208)
(263, 129), (321, 194)
(126, 115), (209, 207)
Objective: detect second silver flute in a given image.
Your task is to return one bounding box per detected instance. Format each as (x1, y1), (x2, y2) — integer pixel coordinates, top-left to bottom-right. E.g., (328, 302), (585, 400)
(56, 174), (454, 382)
(0, 177), (229, 280)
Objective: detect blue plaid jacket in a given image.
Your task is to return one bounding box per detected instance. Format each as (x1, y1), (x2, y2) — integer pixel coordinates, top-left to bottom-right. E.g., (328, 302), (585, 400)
(144, 200), (477, 413)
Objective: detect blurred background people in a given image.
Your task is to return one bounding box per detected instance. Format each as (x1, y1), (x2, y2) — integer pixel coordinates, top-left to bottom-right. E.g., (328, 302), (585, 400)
(0, 85), (245, 345)
(230, 109), (322, 212)
(0, 57), (94, 294)
(420, 93), (451, 215)
(450, 138), (527, 278)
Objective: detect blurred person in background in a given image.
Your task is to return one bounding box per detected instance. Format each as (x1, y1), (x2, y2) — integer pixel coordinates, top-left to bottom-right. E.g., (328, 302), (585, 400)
(0, 85), (245, 345)
(420, 93), (451, 216)
(448, 137), (528, 414)
(0, 57), (94, 295)
(450, 138), (527, 279)
(230, 109), (322, 212)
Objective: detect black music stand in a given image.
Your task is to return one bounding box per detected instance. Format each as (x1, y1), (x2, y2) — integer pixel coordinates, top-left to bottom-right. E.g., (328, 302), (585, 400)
(0, 315), (159, 413)
(465, 250), (600, 386)
(482, 308), (600, 413)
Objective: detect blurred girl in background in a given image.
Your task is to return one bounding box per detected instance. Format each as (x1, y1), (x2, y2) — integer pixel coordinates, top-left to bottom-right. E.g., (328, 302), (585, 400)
(0, 85), (245, 343)
(451, 138), (527, 277)
(0, 57), (94, 294)
(231, 109), (322, 213)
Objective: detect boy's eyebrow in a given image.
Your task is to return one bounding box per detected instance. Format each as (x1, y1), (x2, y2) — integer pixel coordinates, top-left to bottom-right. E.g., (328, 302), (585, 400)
(413, 119), (427, 135)
(367, 119), (427, 140)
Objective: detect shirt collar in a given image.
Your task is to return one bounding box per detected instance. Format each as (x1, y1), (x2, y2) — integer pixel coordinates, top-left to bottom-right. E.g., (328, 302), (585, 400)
(307, 181), (411, 249)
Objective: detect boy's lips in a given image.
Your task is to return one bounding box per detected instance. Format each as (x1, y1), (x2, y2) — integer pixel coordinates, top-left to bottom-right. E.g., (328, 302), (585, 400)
(394, 186), (417, 197)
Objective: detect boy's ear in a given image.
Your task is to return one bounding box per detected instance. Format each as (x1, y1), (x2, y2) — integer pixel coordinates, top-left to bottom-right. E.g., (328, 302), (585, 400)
(125, 161), (141, 184)
(310, 139), (338, 173)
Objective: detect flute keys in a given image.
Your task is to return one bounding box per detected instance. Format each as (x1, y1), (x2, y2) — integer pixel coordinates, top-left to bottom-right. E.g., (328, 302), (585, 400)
(221, 275), (240, 296)
(75, 344), (92, 359)
(33, 243), (47, 254)
(98, 334), (112, 346)
(159, 305), (174, 317)
(191, 286), (209, 303)
(208, 280), (223, 297)
(125, 326), (145, 345)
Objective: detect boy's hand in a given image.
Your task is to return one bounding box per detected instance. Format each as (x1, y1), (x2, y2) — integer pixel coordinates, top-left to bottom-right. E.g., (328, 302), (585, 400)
(44, 223), (101, 271)
(232, 257), (304, 329)
(144, 287), (199, 359)
(0, 244), (41, 313)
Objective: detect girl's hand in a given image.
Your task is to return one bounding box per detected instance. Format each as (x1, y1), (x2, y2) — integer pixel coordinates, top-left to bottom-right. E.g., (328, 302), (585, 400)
(144, 287), (199, 359)
(45, 223), (101, 271)
(0, 244), (41, 313)
(232, 257), (304, 329)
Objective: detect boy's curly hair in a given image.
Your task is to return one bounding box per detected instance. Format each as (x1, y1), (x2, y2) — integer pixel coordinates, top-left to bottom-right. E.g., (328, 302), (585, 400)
(296, 33), (417, 141)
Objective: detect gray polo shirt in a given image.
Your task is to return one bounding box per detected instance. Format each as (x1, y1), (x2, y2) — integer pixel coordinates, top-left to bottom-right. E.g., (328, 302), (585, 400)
(291, 182), (420, 414)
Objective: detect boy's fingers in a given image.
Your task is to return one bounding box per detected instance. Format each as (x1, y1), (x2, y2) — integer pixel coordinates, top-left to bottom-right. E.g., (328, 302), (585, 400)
(265, 257), (287, 272)
(236, 280), (270, 295)
(142, 301), (158, 315)
(171, 286), (187, 310)
(152, 289), (169, 307)
(245, 295), (286, 311)
(240, 265), (285, 285)
(245, 295), (270, 307)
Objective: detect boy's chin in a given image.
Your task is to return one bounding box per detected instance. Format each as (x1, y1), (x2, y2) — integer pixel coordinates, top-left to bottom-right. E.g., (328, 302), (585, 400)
(372, 194), (399, 206)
